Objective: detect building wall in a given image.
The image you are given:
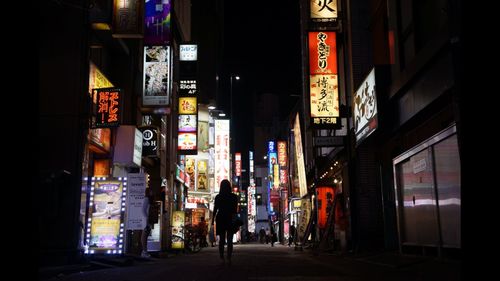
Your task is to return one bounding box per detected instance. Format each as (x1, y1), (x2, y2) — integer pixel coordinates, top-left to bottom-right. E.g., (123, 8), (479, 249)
(40, 0), (89, 266)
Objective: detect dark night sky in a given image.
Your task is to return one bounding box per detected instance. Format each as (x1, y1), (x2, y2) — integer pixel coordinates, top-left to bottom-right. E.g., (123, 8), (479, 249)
(222, 0), (302, 157)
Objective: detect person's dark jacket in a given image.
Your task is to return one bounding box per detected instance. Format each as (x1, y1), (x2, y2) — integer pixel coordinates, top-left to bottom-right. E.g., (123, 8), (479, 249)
(212, 192), (238, 235)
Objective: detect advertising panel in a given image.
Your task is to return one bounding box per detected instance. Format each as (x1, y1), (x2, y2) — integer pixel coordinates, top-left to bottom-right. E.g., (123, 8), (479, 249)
(185, 157), (196, 190)
(235, 153), (242, 177)
(171, 211), (185, 249)
(126, 173), (147, 230)
(179, 44), (198, 61)
(178, 115), (197, 132)
(298, 198), (312, 243)
(309, 31), (339, 127)
(93, 88), (122, 128)
(310, 0), (338, 22)
(143, 46), (170, 106)
(308, 31), (337, 75)
(316, 186), (335, 229)
(179, 79), (198, 96)
(179, 97), (197, 114)
(178, 133), (197, 151)
(139, 126), (159, 157)
(353, 68), (378, 144)
(86, 178), (127, 254)
(247, 184), (256, 233)
(89, 128), (111, 153)
(214, 119), (230, 191)
(294, 114), (308, 197)
(112, 0), (142, 37)
(197, 160), (208, 191)
(89, 62), (114, 101)
(144, 0), (171, 45)
(198, 121), (209, 152)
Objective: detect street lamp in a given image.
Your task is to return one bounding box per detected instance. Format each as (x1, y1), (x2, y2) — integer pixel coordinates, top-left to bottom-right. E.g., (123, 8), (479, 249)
(230, 75), (240, 122)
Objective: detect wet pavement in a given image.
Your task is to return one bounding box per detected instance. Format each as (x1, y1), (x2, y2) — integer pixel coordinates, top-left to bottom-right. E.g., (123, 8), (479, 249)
(39, 243), (461, 281)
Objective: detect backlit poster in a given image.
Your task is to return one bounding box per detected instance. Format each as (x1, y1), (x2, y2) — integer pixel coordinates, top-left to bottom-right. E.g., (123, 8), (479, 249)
(310, 0), (338, 22)
(112, 0), (142, 37)
(197, 160), (208, 191)
(144, 0), (171, 45)
(86, 178), (127, 254)
(294, 114), (308, 197)
(214, 119), (230, 191)
(171, 211), (185, 249)
(143, 46), (170, 106)
(185, 157), (196, 190)
(353, 68), (378, 144)
(308, 31), (340, 126)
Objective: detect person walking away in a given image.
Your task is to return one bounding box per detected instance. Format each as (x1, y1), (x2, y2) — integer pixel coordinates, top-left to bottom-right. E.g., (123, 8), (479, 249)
(211, 179), (238, 265)
(259, 227), (266, 243)
(288, 222), (296, 247)
(209, 224), (216, 247)
(198, 217), (208, 247)
(270, 224), (277, 247)
(141, 188), (154, 258)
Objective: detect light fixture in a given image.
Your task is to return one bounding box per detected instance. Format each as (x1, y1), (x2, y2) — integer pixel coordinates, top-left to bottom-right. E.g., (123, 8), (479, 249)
(218, 113), (226, 117)
(208, 105), (216, 110)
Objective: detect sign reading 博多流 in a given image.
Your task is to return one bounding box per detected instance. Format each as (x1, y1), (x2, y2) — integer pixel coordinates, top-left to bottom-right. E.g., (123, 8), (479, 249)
(308, 31), (340, 127)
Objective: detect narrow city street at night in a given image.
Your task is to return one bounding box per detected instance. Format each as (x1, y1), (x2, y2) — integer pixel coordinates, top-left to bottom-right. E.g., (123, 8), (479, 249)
(41, 243), (460, 281)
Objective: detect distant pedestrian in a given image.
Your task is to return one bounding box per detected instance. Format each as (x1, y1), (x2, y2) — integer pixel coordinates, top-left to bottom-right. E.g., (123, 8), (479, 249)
(259, 227), (266, 243)
(211, 179), (238, 265)
(265, 227), (270, 244)
(209, 224), (216, 247)
(288, 222), (296, 247)
(270, 224), (277, 247)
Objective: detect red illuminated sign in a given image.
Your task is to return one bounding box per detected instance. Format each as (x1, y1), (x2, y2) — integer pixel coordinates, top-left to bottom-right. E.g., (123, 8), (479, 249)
(94, 88), (122, 128)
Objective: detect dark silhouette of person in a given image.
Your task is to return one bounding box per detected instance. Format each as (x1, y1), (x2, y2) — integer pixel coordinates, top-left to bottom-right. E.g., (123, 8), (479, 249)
(288, 222), (296, 247)
(211, 179), (238, 265)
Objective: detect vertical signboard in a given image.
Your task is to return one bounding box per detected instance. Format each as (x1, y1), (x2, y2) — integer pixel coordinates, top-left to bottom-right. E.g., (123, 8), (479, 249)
(277, 141), (288, 187)
(126, 173), (147, 230)
(294, 114), (308, 197)
(143, 46), (170, 106)
(85, 178), (127, 255)
(93, 88), (122, 128)
(235, 153), (242, 177)
(308, 31), (340, 127)
(353, 68), (378, 144)
(247, 184), (256, 233)
(214, 119), (230, 192)
(144, 0), (171, 45)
